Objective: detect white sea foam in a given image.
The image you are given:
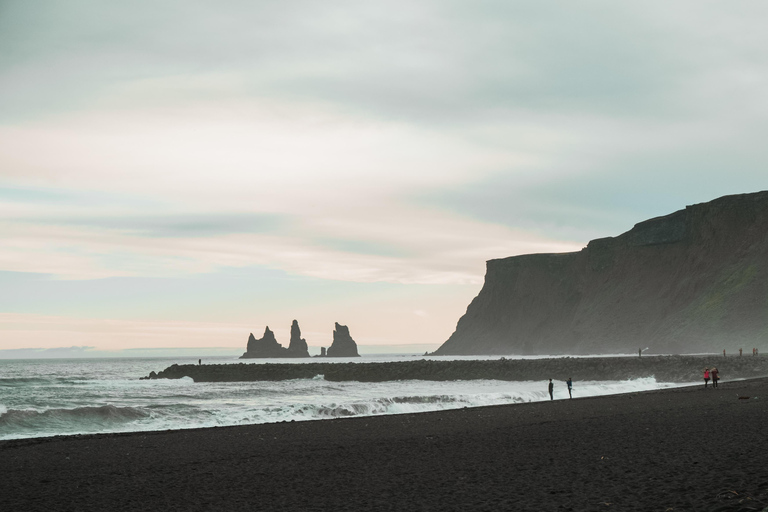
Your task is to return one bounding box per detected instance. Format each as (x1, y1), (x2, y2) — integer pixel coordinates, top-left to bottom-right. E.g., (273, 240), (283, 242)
(0, 357), (693, 441)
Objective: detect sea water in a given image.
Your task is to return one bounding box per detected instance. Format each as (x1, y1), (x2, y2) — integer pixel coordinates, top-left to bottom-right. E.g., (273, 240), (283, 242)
(0, 355), (688, 441)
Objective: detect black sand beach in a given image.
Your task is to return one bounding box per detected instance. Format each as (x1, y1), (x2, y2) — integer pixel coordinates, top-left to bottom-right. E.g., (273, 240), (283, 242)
(2, 378), (767, 512)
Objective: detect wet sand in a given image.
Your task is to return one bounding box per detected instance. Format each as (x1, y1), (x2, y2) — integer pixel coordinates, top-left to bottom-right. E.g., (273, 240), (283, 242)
(2, 378), (767, 511)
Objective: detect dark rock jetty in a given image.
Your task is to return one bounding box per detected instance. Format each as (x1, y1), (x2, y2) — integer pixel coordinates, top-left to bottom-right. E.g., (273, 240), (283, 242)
(142, 354), (768, 383)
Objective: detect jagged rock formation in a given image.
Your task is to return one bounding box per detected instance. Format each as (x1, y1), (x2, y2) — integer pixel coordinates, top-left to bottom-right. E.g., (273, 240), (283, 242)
(288, 320), (310, 357)
(241, 327), (290, 358)
(240, 323), (312, 359)
(435, 191), (768, 355)
(326, 322), (360, 357)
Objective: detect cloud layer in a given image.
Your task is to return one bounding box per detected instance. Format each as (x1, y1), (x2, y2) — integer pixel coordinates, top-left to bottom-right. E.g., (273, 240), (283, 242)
(1, 1), (767, 349)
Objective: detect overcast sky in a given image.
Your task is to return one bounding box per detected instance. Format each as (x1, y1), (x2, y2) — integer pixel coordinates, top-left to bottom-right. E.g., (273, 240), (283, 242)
(2, 1), (767, 353)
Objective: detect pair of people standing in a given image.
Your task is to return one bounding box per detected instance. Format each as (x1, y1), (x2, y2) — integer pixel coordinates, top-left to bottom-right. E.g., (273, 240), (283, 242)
(548, 378), (573, 400)
(703, 367), (719, 388)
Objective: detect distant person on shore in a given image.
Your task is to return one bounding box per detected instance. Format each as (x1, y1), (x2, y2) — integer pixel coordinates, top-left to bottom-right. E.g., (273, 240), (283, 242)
(566, 378), (573, 399)
(703, 368), (710, 388)
(711, 367), (719, 388)
(639, 348), (642, 357)
(198, 359), (201, 365)
(739, 348), (743, 356)
(548, 379), (554, 400)
(723, 349), (726, 357)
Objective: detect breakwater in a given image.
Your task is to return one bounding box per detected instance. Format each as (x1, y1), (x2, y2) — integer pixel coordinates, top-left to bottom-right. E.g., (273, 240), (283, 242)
(142, 355), (768, 383)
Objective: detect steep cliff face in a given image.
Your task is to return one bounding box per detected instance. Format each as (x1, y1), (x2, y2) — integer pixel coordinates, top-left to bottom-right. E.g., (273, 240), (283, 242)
(435, 191), (768, 355)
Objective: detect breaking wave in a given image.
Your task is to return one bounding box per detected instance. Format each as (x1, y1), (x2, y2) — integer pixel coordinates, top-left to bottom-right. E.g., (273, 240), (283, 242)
(0, 405), (150, 436)
(0, 377), (53, 387)
(0, 358), (688, 441)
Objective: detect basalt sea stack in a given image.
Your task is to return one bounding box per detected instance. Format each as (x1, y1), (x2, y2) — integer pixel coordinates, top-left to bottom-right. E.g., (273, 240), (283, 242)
(241, 322), (311, 359)
(288, 319), (310, 358)
(326, 322), (360, 357)
(241, 327), (288, 358)
(435, 191), (768, 355)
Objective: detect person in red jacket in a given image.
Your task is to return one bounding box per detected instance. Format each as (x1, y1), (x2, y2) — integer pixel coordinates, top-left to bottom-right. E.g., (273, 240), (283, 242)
(703, 367), (710, 388)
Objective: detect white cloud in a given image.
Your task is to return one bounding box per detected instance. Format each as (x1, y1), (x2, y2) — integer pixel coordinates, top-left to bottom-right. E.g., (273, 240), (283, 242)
(0, 313), (250, 349)
(2, 1), (768, 351)
(0, 97), (526, 205)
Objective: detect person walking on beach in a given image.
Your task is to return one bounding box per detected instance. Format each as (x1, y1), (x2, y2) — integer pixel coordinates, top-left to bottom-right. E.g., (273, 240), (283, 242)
(548, 379), (554, 400)
(703, 368), (710, 388)
(566, 377), (573, 399)
(711, 367), (719, 388)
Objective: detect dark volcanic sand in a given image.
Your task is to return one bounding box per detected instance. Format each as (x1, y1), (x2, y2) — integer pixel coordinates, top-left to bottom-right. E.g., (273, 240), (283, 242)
(2, 379), (767, 512)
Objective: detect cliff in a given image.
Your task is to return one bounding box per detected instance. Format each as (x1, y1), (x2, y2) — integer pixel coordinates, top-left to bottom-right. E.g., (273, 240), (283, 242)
(435, 191), (768, 355)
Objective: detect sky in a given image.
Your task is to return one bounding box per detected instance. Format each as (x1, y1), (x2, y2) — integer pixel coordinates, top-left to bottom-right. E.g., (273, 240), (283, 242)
(2, 1), (768, 356)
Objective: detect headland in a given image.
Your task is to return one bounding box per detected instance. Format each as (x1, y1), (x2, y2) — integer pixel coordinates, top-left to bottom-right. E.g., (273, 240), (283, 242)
(436, 190), (768, 355)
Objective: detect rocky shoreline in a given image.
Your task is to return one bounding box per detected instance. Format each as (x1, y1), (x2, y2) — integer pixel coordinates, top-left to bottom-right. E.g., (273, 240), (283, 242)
(142, 354), (768, 383)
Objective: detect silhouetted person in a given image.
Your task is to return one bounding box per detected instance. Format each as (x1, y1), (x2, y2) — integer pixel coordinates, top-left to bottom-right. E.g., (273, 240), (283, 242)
(723, 349), (726, 357)
(566, 377), (573, 399)
(198, 359), (201, 365)
(711, 367), (719, 388)
(548, 379), (554, 400)
(639, 348), (642, 357)
(703, 367), (710, 388)
(739, 348), (743, 356)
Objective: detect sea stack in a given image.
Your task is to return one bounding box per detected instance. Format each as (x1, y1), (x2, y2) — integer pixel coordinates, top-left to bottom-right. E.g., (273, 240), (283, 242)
(326, 322), (360, 357)
(288, 320), (310, 357)
(241, 327), (290, 358)
(435, 191), (768, 356)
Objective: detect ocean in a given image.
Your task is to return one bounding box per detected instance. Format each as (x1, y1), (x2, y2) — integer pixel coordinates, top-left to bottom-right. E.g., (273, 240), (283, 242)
(0, 355), (687, 441)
